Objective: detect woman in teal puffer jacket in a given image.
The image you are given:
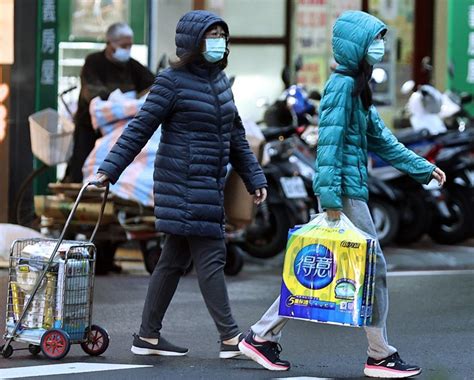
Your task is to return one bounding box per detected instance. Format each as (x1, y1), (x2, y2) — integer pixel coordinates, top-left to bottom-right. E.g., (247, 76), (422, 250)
(239, 11), (446, 378)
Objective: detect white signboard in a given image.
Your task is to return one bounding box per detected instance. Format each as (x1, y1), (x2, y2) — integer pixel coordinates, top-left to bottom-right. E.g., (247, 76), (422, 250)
(295, 0), (328, 55)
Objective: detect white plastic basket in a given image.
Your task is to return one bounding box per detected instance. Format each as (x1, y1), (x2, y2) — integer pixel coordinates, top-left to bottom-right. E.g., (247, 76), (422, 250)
(29, 108), (75, 166)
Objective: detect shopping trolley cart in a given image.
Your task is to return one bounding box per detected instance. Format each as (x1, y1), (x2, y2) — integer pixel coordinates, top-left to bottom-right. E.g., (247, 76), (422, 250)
(1, 182), (110, 360)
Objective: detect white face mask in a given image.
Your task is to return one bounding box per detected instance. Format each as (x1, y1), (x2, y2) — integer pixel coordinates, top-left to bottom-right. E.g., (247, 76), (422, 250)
(203, 38), (227, 63)
(365, 39), (385, 65)
(113, 47), (131, 62)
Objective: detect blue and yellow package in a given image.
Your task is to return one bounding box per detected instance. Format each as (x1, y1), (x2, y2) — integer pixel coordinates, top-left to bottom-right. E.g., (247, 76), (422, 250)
(278, 213), (376, 327)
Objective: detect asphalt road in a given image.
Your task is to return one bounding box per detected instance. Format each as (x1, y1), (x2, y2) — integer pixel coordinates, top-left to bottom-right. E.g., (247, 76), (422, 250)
(0, 242), (473, 380)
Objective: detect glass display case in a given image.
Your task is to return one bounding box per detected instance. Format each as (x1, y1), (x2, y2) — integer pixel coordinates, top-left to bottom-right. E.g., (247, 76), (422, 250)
(56, 0), (149, 120)
(70, 0), (130, 41)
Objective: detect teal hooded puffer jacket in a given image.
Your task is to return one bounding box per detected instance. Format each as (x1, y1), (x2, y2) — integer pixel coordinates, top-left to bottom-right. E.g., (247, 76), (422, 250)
(313, 11), (436, 210)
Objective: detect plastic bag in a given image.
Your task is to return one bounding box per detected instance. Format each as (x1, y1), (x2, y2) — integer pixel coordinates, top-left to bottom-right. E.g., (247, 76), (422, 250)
(278, 212), (377, 327)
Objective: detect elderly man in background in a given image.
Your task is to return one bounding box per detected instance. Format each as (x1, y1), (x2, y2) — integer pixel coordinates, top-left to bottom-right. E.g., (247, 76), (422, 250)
(64, 22), (155, 183)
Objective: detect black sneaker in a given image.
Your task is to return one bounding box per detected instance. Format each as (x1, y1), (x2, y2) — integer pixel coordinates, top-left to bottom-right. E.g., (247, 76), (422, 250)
(219, 333), (244, 359)
(238, 330), (290, 371)
(364, 352), (422, 378)
(131, 334), (188, 356)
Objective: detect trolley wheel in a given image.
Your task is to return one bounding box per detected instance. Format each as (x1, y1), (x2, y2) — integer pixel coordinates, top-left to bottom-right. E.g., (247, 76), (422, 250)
(28, 344), (41, 356)
(81, 325), (110, 356)
(40, 329), (71, 360)
(1, 344), (13, 358)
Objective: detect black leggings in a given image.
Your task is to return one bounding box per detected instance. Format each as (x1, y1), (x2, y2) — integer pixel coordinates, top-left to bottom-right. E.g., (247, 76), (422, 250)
(139, 234), (240, 341)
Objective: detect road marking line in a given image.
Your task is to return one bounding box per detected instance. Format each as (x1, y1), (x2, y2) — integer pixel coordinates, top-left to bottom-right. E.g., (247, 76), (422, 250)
(274, 377), (333, 380)
(388, 269), (474, 277)
(0, 362), (152, 378)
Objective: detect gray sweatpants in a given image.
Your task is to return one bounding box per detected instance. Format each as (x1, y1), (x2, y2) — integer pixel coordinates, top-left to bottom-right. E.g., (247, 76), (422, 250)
(251, 197), (397, 360)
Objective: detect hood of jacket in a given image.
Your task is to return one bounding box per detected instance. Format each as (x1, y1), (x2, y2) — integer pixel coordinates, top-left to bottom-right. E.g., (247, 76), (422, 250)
(175, 10), (229, 58)
(332, 11), (386, 73)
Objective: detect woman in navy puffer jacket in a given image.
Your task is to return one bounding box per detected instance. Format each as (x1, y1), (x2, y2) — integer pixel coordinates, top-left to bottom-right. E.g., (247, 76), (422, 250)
(95, 11), (267, 358)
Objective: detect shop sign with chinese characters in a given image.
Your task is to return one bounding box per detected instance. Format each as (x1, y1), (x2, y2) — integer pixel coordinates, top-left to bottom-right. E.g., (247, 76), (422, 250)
(293, 0), (360, 89)
(37, 0), (58, 110)
(35, 0), (59, 194)
(468, 4), (474, 85)
(448, 0), (474, 114)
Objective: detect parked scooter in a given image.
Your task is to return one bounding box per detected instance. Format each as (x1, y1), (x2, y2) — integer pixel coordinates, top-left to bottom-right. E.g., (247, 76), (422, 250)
(250, 127), (405, 250)
(395, 80), (472, 134)
(243, 127), (315, 258)
(241, 59), (320, 258)
(367, 128), (440, 245)
(366, 175), (402, 246)
(424, 132), (474, 244)
(367, 57), (473, 245)
(246, 62), (403, 251)
(369, 128), (474, 245)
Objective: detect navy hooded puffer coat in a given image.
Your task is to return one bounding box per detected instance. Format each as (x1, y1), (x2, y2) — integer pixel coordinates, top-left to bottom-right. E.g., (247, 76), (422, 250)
(98, 11), (267, 239)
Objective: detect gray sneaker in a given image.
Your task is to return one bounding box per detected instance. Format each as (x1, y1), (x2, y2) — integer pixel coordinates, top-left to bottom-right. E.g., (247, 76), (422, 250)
(131, 334), (188, 356)
(219, 333), (244, 359)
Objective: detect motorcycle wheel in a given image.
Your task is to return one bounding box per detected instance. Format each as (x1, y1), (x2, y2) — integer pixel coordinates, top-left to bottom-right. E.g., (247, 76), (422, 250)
(428, 187), (472, 244)
(140, 238), (193, 275)
(140, 239), (162, 275)
(243, 204), (290, 258)
(94, 241), (119, 275)
(368, 198), (399, 246)
(395, 190), (432, 245)
(224, 244), (244, 276)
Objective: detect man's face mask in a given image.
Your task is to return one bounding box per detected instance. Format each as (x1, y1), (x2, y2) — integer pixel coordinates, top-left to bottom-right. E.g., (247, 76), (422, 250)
(365, 39), (385, 65)
(113, 47), (131, 63)
(203, 38), (226, 63)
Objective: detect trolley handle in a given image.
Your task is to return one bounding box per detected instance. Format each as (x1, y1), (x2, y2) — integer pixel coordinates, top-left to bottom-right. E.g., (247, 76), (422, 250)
(59, 181), (110, 244)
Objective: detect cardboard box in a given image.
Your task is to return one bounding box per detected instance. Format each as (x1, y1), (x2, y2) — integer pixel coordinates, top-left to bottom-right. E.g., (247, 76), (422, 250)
(224, 121), (265, 228)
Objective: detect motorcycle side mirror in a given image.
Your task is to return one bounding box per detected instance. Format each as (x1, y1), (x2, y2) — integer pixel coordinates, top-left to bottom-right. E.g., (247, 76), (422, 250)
(421, 56), (433, 72)
(281, 67), (291, 89)
(156, 53), (168, 74)
(401, 80), (416, 95)
(309, 90), (321, 100)
(304, 113), (317, 125)
(448, 62), (455, 79)
(294, 55), (304, 73)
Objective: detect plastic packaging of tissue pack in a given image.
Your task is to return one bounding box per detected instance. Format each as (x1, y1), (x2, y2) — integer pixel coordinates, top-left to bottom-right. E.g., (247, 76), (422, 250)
(278, 214), (376, 327)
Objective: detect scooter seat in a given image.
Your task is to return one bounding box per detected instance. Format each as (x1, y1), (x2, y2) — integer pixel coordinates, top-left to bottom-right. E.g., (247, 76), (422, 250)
(435, 129), (474, 148)
(262, 126), (296, 141)
(395, 128), (432, 145)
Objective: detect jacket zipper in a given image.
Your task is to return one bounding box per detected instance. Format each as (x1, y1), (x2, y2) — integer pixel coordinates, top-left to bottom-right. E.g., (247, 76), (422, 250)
(209, 78), (223, 183)
(210, 75), (225, 229)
